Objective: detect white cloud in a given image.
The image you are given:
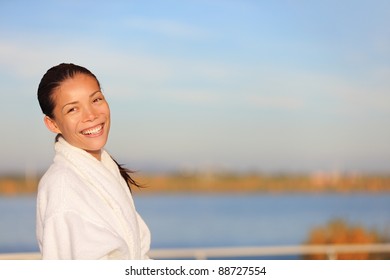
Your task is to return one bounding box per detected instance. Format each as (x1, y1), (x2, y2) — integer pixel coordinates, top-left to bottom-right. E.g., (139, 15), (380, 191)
(123, 17), (209, 39)
(157, 88), (221, 105)
(0, 38), (175, 87)
(247, 94), (305, 110)
(243, 67), (390, 115)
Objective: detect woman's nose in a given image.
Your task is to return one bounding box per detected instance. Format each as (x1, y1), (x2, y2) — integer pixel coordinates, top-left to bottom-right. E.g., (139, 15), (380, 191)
(83, 106), (98, 122)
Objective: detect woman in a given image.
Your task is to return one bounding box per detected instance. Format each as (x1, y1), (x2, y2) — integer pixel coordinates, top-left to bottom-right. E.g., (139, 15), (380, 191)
(36, 63), (151, 259)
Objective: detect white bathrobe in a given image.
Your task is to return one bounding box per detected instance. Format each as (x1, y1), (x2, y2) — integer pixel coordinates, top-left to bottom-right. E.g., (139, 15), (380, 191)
(36, 137), (151, 259)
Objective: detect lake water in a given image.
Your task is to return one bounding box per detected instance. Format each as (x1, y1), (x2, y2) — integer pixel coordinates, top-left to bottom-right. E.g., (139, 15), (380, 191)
(1, 193), (389, 254)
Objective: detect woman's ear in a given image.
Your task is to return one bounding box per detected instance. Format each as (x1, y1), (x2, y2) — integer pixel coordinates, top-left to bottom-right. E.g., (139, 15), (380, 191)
(44, 116), (61, 134)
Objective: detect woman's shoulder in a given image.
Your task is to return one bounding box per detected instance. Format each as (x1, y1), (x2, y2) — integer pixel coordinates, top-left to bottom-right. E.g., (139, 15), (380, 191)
(37, 162), (94, 216)
(39, 161), (78, 185)
(37, 160), (87, 200)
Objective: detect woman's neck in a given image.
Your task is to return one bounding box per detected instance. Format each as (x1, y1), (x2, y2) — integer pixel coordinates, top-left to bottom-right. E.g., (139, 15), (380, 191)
(86, 149), (102, 161)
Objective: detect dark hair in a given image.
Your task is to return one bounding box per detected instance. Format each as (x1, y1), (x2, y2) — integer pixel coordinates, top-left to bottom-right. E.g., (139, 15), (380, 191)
(38, 63), (99, 119)
(37, 63), (141, 191)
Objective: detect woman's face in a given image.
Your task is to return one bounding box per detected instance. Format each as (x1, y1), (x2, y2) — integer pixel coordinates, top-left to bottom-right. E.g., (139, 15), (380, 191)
(44, 73), (111, 160)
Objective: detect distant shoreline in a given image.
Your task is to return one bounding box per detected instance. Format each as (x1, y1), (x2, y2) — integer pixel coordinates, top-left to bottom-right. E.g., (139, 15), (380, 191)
(1, 172), (389, 195)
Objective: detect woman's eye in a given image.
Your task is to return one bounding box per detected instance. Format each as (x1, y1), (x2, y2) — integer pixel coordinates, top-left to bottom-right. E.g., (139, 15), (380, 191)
(67, 107), (77, 113)
(93, 97), (103, 103)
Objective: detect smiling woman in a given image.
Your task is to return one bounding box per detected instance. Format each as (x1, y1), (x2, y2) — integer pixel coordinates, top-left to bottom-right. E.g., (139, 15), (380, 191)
(36, 63), (151, 259)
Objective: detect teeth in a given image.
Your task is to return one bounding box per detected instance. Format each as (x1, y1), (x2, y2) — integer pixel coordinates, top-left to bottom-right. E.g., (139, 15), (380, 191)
(82, 125), (103, 135)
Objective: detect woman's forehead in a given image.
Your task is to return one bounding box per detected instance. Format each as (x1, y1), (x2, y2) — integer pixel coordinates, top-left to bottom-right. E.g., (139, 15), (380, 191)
(55, 74), (100, 100)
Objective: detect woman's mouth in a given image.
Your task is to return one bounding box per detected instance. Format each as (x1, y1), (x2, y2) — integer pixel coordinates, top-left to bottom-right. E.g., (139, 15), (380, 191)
(80, 124), (104, 136)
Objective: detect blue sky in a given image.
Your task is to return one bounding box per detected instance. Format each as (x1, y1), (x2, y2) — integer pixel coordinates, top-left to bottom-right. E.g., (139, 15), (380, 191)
(1, 0), (390, 174)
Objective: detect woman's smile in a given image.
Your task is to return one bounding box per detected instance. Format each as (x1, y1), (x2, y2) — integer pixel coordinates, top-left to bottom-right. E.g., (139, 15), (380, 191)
(80, 123), (104, 137)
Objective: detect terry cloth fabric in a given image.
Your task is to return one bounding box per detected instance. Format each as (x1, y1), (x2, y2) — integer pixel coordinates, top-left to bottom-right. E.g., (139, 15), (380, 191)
(36, 137), (151, 259)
